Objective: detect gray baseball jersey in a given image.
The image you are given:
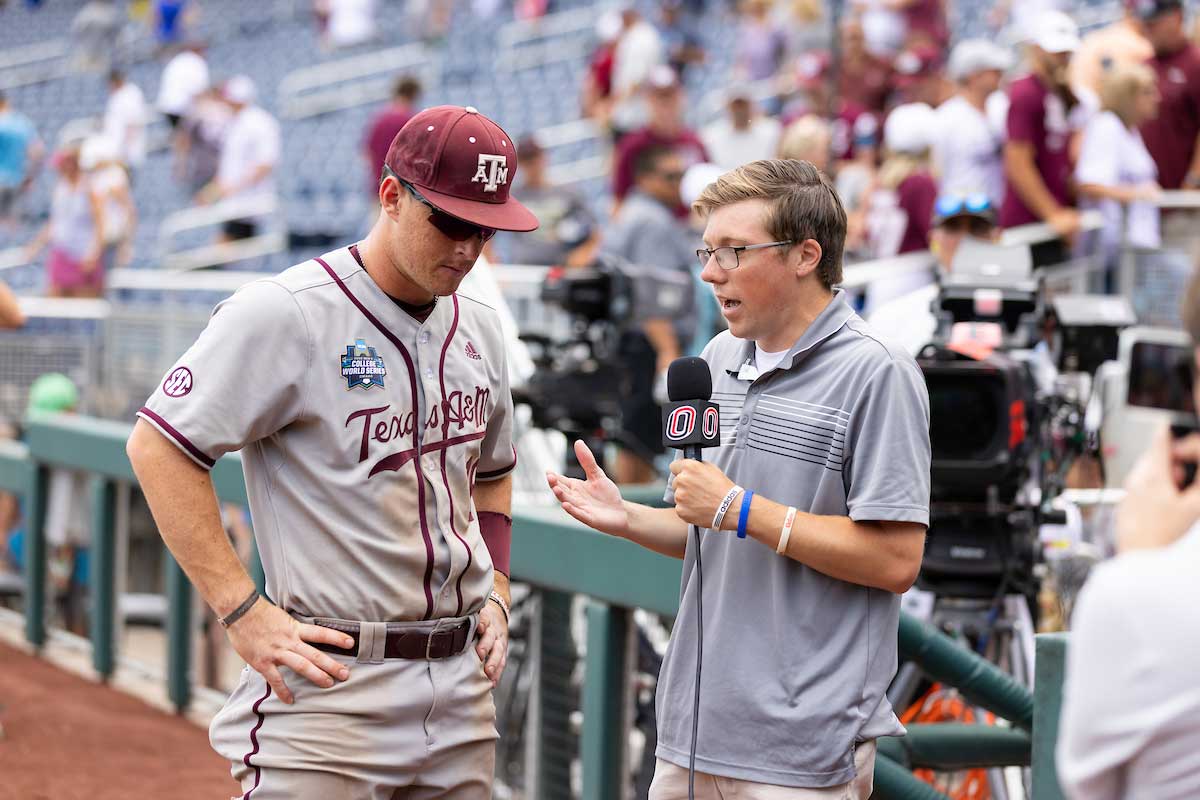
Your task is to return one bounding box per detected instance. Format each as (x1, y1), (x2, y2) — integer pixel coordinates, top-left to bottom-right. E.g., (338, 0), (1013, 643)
(138, 243), (517, 623)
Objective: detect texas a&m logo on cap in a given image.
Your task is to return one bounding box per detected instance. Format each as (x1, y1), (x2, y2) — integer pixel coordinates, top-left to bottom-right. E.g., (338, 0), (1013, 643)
(472, 154), (509, 193)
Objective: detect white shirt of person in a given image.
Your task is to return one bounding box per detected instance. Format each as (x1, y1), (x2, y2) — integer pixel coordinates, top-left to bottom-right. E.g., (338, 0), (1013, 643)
(90, 163), (132, 244)
(700, 116), (782, 171)
(328, 0), (375, 47)
(610, 20), (664, 131)
(103, 82), (148, 168)
(932, 94), (1006, 205)
(156, 50), (209, 117)
(866, 281), (939, 356)
(1057, 523), (1200, 799)
(1075, 109), (1161, 252)
(217, 105), (282, 209)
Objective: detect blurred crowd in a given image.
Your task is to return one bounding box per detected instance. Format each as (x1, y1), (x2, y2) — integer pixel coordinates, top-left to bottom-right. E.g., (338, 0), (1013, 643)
(4, 0), (1200, 469)
(480, 0), (1200, 480)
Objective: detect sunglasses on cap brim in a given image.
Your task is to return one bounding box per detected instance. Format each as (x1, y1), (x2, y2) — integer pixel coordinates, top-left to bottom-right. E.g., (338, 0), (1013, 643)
(381, 165), (497, 243)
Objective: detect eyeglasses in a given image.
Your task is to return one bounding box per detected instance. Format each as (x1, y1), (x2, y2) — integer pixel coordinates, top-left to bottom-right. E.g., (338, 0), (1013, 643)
(935, 192), (993, 219)
(696, 240), (794, 270)
(381, 165), (497, 242)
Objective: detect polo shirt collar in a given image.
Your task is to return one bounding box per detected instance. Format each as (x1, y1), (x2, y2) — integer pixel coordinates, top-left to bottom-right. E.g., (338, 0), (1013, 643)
(725, 289), (855, 380)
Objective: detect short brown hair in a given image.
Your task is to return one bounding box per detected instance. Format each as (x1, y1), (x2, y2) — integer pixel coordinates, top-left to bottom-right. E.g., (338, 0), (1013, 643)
(693, 159), (847, 288)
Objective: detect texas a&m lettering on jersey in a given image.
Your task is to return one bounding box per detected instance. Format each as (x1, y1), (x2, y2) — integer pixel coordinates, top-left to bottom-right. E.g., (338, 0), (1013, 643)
(346, 385), (492, 477)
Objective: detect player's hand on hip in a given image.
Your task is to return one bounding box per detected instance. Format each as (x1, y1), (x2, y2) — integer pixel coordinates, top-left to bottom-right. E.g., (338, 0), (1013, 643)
(669, 459), (736, 529)
(475, 602), (508, 688)
(224, 599), (354, 705)
(545, 439), (630, 538)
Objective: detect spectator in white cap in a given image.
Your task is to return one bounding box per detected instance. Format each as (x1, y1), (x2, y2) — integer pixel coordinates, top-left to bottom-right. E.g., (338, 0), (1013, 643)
(700, 87), (782, 171)
(198, 75), (281, 242)
(81, 134), (136, 270)
(1000, 9), (1083, 266)
(879, 103), (939, 254)
(932, 39), (1012, 206)
(860, 103), (939, 315)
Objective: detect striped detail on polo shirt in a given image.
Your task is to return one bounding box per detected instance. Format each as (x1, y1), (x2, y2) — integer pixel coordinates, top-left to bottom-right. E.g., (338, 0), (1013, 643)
(747, 393), (847, 471)
(712, 391), (745, 447)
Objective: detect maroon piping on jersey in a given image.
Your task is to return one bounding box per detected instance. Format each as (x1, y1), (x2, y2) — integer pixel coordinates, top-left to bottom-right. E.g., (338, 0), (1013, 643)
(438, 294), (472, 616)
(137, 407), (217, 469)
(366, 430), (487, 478)
(240, 684), (272, 799)
(315, 253), (436, 620)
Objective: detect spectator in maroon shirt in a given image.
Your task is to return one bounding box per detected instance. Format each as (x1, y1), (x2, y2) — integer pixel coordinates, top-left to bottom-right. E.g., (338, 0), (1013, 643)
(903, 0), (949, 51)
(1000, 10), (1082, 260)
(1136, 0), (1200, 189)
(611, 66), (707, 208)
(838, 19), (894, 114)
(362, 75), (421, 195)
(891, 44), (952, 108)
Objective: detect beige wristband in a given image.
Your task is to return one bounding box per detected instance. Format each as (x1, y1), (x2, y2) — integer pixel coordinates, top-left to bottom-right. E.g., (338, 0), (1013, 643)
(777, 507), (798, 555)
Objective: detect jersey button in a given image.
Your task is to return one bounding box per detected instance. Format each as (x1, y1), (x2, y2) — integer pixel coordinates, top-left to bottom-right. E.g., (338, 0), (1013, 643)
(424, 366), (434, 379)
(419, 331), (430, 344)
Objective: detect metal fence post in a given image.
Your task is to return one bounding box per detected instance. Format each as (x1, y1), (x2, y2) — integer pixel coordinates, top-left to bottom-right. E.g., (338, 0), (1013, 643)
(164, 549), (193, 713)
(90, 477), (118, 678)
(1032, 633), (1069, 800)
(581, 602), (630, 800)
(536, 589), (577, 799)
(23, 465), (49, 648)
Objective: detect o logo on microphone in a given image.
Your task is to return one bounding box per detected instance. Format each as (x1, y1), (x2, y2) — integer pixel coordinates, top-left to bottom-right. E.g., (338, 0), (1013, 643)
(665, 406), (697, 441)
(702, 407), (718, 439)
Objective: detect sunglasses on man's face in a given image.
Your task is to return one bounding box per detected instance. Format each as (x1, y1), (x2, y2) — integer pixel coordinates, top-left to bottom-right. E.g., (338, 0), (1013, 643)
(381, 166), (497, 242)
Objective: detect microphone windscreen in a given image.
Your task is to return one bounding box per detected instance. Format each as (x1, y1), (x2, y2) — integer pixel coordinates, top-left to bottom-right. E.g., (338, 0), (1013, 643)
(667, 356), (712, 402)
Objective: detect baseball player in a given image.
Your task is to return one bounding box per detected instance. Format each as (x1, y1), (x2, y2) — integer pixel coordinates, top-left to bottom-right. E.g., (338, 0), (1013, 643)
(127, 105), (538, 798)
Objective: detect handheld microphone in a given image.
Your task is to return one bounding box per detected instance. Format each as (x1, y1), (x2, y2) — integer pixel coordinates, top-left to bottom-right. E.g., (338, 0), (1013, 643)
(659, 356), (720, 800)
(662, 356), (720, 462)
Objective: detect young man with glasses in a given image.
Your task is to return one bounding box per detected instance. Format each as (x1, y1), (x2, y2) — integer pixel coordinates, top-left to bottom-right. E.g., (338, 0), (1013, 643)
(868, 192), (1002, 356)
(128, 105), (537, 797)
(548, 159), (930, 798)
(600, 143), (700, 484)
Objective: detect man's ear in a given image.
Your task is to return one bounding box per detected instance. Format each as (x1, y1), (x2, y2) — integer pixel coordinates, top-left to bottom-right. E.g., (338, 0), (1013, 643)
(379, 176), (403, 219)
(792, 239), (823, 280)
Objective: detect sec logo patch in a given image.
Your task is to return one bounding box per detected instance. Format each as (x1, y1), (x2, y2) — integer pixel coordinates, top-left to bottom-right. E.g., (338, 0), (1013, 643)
(163, 367), (194, 397)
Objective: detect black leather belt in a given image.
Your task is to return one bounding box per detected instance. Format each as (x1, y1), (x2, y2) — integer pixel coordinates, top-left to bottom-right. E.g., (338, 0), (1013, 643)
(313, 619), (471, 660)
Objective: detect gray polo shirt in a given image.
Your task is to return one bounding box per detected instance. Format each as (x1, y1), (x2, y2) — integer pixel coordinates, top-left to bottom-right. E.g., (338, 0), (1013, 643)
(658, 289), (931, 787)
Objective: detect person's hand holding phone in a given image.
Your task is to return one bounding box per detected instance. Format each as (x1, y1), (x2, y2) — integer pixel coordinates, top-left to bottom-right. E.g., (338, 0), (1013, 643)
(1116, 425), (1200, 553)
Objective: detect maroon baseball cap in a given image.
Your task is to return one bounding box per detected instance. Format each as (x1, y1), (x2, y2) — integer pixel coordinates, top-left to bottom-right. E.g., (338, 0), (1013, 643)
(384, 105), (539, 232)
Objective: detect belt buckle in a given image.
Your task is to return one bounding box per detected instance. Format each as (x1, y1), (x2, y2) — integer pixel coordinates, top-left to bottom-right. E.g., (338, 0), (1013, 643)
(426, 627), (450, 660)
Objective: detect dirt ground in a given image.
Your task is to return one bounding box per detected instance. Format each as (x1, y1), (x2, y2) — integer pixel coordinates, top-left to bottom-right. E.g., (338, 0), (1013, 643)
(0, 642), (239, 800)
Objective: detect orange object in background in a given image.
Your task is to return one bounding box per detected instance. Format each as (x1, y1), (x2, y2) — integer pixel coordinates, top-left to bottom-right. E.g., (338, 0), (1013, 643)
(899, 684), (996, 800)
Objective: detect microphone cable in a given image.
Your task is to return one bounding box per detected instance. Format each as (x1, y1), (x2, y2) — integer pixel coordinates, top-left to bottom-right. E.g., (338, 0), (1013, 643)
(688, 519), (703, 800)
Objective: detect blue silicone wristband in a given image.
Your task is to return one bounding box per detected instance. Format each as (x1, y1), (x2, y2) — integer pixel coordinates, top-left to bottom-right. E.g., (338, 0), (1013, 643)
(737, 490), (754, 539)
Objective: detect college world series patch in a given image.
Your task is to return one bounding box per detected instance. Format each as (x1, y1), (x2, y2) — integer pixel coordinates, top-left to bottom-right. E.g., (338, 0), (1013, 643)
(341, 339), (387, 390)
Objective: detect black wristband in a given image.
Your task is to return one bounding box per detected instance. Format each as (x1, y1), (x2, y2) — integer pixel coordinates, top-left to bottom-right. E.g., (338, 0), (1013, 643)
(219, 590), (260, 629)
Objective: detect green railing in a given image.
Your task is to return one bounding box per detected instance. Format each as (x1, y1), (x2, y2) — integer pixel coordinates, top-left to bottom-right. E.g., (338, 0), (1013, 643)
(0, 414), (1070, 800)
